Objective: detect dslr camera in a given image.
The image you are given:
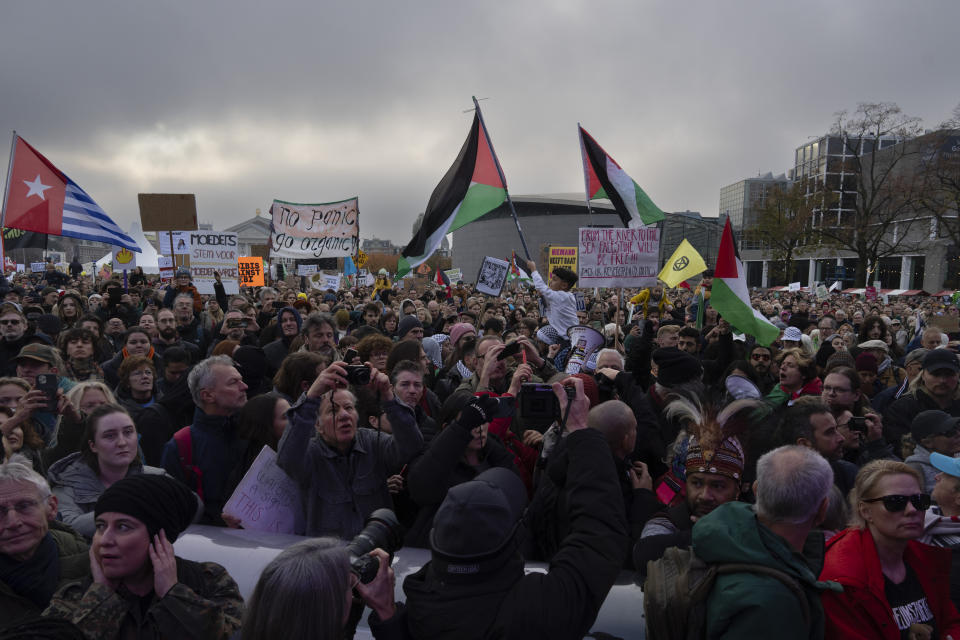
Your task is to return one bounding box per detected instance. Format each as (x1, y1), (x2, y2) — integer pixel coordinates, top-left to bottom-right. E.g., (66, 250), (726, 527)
(347, 508), (404, 583)
(345, 365), (371, 386)
(518, 382), (575, 421)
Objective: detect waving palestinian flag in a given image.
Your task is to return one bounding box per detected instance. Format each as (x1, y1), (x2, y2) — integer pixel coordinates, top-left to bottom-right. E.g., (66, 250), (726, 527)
(398, 112), (507, 277)
(579, 125), (665, 227)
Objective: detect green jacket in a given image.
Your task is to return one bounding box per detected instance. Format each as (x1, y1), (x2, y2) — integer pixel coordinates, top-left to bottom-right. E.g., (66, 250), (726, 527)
(0, 521), (89, 626)
(691, 502), (840, 640)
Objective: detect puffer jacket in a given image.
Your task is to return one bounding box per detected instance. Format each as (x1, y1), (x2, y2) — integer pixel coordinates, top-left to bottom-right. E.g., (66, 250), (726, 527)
(47, 452), (184, 539)
(820, 526), (960, 639)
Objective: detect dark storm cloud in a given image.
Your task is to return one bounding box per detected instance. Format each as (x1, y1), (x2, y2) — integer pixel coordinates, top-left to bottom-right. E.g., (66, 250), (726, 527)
(1, 0), (958, 243)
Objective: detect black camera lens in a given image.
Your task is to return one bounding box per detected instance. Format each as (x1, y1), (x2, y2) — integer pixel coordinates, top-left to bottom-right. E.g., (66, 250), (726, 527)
(345, 365), (371, 386)
(347, 509), (404, 584)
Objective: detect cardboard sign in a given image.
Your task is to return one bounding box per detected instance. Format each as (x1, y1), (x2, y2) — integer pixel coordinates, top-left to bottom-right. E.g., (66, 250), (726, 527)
(29, 262), (45, 273)
(237, 257), (265, 287)
(444, 268), (462, 283)
(222, 446), (303, 534)
(929, 314), (960, 333)
(138, 194), (198, 232)
(577, 227), (659, 288)
(355, 250), (368, 268)
(190, 232), (239, 295)
(548, 246), (578, 278)
(112, 247), (137, 272)
(788, 282), (801, 292)
(475, 256), (510, 297)
(269, 197), (359, 259)
(297, 264), (318, 276)
(158, 256), (174, 281)
(324, 273), (341, 290)
(157, 231), (193, 255)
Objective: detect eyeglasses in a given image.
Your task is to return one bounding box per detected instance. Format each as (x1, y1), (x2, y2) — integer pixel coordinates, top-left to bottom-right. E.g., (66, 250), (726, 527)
(0, 499), (41, 520)
(750, 354), (770, 361)
(862, 493), (931, 513)
(823, 385), (852, 394)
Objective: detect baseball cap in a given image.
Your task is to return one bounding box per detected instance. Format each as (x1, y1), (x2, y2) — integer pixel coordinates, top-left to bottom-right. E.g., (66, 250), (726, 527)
(430, 467), (527, 569)
(904, 348), (929, 367)
(910, 410), (960, 441)
(930, 452), (960, 478)
(14, 343), (59, 366)
(923, 349), (960, 374)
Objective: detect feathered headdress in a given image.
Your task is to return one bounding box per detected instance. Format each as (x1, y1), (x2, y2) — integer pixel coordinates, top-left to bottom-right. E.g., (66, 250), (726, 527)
(665, 398), (761, 482)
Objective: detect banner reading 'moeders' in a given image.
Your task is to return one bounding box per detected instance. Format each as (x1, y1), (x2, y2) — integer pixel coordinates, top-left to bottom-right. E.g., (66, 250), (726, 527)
(578, 227), (659, 288)
(269, 198), (359, 259)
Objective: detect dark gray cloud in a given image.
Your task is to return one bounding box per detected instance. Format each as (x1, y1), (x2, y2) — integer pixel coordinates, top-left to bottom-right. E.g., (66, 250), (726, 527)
(2, 0), (958, 245)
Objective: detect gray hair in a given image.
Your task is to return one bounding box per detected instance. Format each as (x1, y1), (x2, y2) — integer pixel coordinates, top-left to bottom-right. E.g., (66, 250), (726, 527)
(596, 348), (625, 369)
(301, 312), (335, 337)
(241, 538), (350, 640)
(755, 445), (833, 525)
(173, 293), (195, 307)
(0, 455), (52, 499)
(187, 355), (235, 406)
(258, 287), (277, 303)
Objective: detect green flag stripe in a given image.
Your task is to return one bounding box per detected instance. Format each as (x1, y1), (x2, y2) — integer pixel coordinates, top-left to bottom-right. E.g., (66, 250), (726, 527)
(450, 183), (506, 230)
(633, 181), (666, 225)
(711, 278), (780, 346)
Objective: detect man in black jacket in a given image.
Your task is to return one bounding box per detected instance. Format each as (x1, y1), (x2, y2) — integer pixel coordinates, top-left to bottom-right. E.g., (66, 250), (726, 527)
(370, 377), (629, 639)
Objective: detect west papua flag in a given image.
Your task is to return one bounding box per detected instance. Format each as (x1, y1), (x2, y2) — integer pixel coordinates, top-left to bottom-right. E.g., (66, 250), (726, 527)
(2, 135), (140, 252)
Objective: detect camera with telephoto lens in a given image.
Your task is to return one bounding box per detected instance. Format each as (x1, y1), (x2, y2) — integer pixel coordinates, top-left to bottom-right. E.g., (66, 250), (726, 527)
(519, 382), (575, 421)
(345, 365), (371, 386)
(348, 509), (404, 584)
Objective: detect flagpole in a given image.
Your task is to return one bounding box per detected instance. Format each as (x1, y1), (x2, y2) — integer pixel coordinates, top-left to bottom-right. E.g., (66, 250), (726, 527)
(577, 123), (595, 226)
(0, 131), (17, 272)
(472, 96), (532, 261)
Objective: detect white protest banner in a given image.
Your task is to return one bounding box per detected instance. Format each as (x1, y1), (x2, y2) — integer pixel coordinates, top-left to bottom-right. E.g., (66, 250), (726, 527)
(788, 282), (801, 292)
(829, 281), (841, 292)
(269, 197), (359, 259)
(297, 264), (318, 276)
(444, 268), (463, 283)
(222, 446), (303, 534)
(157, 231), (192, 255)
(578, 227), (659, 288)
(324, 274), (341, 291)
(112, 247), (137, 272)
(475, 256), (510, 297)
(364, 273), (375, 286)
(29, 262), (45, 273)
(190, 231), (239, 295)
(81, 262), (95, 275)
(816, 284), (829, 301)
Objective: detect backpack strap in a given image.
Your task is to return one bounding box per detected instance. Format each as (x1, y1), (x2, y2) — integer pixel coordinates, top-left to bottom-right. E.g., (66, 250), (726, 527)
(716, 563), (811, 626)
(173, 426), (204, 500)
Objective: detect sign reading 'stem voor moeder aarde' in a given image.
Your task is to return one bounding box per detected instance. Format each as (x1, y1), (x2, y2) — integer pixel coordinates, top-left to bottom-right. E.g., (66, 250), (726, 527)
(191, 232), (239, 295)
(578, 226), (660, 288)
(269, 197), (360, 259)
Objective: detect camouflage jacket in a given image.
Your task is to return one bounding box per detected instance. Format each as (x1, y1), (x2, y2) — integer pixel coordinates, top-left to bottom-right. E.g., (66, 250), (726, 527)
(44, 557), (243, 640)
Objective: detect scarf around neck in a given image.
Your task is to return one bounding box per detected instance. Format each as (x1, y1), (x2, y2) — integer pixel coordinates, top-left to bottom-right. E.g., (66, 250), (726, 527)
(0, 531), (60, 608)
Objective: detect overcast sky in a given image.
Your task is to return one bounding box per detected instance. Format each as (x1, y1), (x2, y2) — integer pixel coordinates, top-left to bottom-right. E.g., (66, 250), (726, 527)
(2, 1), (958, 247)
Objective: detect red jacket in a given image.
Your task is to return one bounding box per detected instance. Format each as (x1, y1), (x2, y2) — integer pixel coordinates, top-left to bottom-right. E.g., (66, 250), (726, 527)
(819, 527), (960, 640)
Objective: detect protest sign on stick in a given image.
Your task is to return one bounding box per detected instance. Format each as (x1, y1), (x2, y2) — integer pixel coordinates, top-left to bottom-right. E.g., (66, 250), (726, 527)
(190, 232), (239, 295)
(548, 247), (578, 278)
(577, 227), (659, 288)
(222, 446), (303, 534)
(269, 198), (359, 259)
(237, 257), (265, 287)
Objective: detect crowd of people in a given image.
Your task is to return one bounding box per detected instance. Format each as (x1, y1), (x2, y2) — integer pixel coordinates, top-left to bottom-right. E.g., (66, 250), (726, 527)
(0, 257), (959, 638)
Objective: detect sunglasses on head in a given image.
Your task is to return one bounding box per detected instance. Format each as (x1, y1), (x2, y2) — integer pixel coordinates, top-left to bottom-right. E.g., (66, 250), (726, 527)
(862, 493), (930, 513)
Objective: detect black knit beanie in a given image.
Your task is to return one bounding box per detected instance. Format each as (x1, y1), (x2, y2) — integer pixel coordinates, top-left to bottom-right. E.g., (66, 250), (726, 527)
(94, 474), (197, 542)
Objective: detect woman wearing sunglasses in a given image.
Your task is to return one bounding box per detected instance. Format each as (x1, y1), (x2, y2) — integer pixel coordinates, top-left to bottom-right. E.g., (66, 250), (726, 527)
(821, 460), (960, 639)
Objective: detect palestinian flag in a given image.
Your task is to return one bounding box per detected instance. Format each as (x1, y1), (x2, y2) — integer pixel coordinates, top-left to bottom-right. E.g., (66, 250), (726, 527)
(507, 251), (531, 284)
(435, 265), (451, 296)
(711, 218), (780, 346)
(579, 125), (665, 227)
(398, 112), (507, 277)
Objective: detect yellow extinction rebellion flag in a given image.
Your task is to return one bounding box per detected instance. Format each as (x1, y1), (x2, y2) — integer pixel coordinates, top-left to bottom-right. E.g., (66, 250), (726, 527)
(658, 239), (707, 288)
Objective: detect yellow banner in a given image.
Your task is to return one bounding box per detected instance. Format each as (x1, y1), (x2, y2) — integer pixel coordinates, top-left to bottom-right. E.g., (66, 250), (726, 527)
(548, 246), (577, 277)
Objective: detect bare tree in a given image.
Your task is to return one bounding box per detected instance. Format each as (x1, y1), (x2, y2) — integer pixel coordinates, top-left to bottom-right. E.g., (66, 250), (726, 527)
(916, 103), (960, 251)
(752, 182), (815, 285)
(813, 102), (925, 286)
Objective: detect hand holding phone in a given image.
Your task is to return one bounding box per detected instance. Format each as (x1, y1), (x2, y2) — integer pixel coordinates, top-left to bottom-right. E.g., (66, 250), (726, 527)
(35, 374), (59, 412)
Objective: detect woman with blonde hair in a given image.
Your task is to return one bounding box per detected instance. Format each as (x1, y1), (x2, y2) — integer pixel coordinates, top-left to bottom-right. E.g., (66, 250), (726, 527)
(820, 459), (960, 639)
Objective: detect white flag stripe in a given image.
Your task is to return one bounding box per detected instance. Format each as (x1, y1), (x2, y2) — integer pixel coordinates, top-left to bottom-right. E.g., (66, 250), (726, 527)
(605, 157), (641, 224)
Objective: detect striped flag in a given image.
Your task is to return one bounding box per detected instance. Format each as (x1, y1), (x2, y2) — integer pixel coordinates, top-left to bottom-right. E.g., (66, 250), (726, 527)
(1, 135), (140, 252)
(508, 251), (531, 283)
(397, 109), (506, 278)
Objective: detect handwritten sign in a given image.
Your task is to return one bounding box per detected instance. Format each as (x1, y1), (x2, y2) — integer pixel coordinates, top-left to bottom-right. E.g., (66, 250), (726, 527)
(577, 227), (659, 288)
(190, 232), (239, 295)
(444, 268), (462, 283)
(158, 256), (174, 282)
(297, 264), (318, 276)
(269, 197), (359, 259)
(548, 246), (578, 278)
(222, 446), (303, 534)
(237, 257), (265, 287)
(788, 282), (801, 292)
